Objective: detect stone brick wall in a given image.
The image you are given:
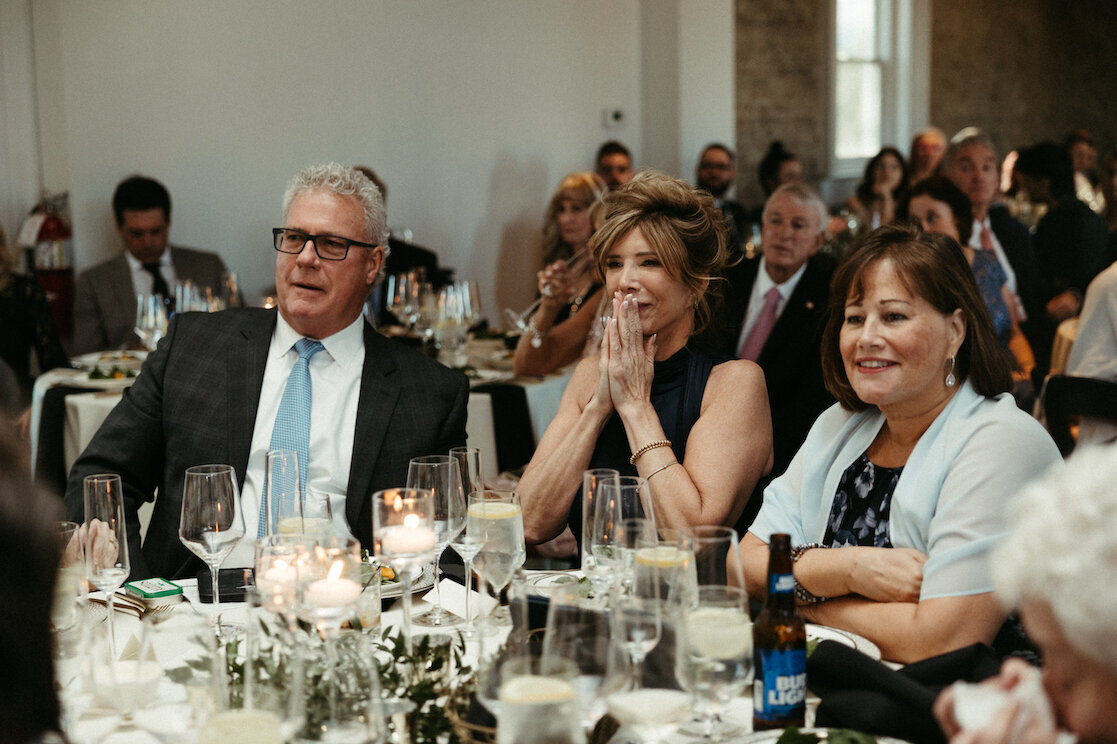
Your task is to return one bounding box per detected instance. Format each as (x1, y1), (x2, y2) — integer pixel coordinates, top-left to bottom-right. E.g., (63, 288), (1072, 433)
(734, 0), (1117, 208)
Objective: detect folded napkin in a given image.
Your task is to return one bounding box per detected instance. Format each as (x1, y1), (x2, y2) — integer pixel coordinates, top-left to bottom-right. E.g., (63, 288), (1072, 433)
(421, 578), (499, 620)
(808, 640), (1002, 744)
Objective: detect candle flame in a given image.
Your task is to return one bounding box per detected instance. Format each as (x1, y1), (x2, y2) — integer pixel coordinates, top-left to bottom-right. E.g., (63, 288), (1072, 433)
(391, 494), (403, 512)
(327, 559), (344, 582)
(403, 513), (420, 529)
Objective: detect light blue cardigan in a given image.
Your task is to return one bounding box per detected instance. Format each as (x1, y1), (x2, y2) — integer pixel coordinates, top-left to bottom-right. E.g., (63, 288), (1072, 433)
(750, 380), (1062, 599)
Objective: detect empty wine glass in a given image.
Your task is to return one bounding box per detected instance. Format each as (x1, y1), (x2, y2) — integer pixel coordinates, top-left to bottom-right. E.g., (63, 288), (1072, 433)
(435, 285), (470, 365)
(179, 464), (244, 637)
(83, 474), (129, 660)
(468, 490), (526, 626)
(450, 447), (486, 632)
(386, 270), (423, 332)
(458, 279), (482, 328)
(599, 475), (656, 526)
(134, 294), (169, 350)
(406, 455), (466, 627)
(677, 525), (744, 588)
(677, 585), (753, 740)
(372, 487), (436, 651)
(503, 251), (591, 337)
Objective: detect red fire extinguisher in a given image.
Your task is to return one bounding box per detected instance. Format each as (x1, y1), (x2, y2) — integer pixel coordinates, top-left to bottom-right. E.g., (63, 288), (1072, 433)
(35, 206), (72, 269)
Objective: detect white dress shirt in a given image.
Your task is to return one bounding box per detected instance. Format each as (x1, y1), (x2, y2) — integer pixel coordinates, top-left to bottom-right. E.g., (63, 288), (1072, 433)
(125, 249), (177, 295)
(735, 260), (808, 355)
(226, 312), (366, 566)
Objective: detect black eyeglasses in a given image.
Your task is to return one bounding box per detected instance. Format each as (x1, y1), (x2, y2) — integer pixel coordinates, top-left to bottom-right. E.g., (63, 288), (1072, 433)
(272, 228), (377, 261)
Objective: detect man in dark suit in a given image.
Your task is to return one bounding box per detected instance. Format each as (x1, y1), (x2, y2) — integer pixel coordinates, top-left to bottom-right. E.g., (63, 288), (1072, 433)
(64, 163), (469, 580)
(702, 183), (835, 530)
(695, 143), (751, 252)
(72, 175), (234, 354)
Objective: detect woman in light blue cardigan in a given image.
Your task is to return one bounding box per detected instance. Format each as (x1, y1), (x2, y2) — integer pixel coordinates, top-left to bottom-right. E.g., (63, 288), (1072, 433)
(740, 224), (1061, 664)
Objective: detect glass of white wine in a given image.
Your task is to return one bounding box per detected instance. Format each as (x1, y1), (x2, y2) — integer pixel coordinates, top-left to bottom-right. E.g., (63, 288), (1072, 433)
(467, 490), (526, 626)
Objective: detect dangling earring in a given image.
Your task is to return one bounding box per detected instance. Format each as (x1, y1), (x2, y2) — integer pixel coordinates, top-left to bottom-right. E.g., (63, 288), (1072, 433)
(945, 356), (957, 388)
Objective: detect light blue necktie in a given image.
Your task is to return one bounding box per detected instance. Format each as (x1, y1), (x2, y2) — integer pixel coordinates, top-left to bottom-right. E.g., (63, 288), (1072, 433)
(258, 338), (324, 537)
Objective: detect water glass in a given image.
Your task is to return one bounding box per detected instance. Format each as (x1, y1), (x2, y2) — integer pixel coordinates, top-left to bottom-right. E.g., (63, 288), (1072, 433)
(581, 468), (620, 598)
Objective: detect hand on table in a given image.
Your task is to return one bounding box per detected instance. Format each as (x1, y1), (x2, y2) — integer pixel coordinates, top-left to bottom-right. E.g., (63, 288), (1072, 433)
(849, 546), (927, 602)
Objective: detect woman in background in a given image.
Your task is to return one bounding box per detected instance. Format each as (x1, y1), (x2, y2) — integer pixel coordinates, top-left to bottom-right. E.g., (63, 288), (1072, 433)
(848, 147), (909, 231)
(513, 172), (608, 376)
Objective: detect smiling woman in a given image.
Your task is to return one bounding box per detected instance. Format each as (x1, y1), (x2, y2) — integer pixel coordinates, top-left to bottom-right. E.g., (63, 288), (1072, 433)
(518, 170), (773, 551)
(738, 223), (1061, 664)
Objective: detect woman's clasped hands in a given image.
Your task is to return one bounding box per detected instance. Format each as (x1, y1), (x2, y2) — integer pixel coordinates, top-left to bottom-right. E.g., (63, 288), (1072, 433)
(591, 292), (656, 418)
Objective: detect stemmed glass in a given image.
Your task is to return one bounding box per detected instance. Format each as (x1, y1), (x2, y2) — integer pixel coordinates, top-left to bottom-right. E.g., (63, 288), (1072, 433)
(541, 584), (614, 735)
(503, 251), (590, 339)
(677, 585), (753, 741)
(434, 285), (470, 365)
(296, 536), (363, 739)
(386, 270), (422, 332)
(450, 447), (486, 632)
(599, 475), (656, 526)
(678, 526), (744, 588)
(468, 490), (526, 626)
(372, 488), (436, 651)
(458, 280), (482, 329)
(83, 474), (130, 660)
(134, 294), (169, 350)
(179, 464), (244, 637)
(406, 455), (466, 627)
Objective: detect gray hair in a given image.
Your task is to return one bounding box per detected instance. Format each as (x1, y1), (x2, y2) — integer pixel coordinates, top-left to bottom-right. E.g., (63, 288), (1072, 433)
(993, 445), (1117, 674)
(943, 127), (997, 169)
(763, 182), (828, 234)
(282, 163), (390, 251)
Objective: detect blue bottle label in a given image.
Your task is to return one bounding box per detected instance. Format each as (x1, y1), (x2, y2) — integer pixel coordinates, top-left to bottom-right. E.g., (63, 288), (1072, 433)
(754, 647), (807, 722)
(769, 572), (795, 595)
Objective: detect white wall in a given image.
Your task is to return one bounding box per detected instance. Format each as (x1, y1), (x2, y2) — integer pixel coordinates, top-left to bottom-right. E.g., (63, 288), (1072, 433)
(8, 0), (734, 323)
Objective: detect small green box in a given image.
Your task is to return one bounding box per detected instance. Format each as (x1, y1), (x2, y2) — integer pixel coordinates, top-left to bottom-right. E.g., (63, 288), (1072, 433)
(124, 578), (183, 606)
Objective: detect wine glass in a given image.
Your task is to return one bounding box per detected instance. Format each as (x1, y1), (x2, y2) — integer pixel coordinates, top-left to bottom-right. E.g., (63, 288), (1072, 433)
(503, 252), (591, 337)
(134, 294), (168, 351)
(458, 279), (482, 328)
(581, 468), (620, 600)
(599, 475), (656, 526)
(435, 285), (469, 365)
(300, 489), (336, 538)
(677, 585), (753, 740)
(83, 474), (129, 660)
(494, 653), (581, 744)
(450, 447), (486, 632)
(541, 584), (614, 735)
(263, 449), (300, 538)
(406, 455), (466, 627)
(372, 487), (436, 651)
(179, 464), (244, 637)
(677, 525), (743, 588)
(468, 490), (526, 626)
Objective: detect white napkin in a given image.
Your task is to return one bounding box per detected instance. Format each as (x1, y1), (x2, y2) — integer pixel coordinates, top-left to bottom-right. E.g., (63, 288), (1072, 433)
(421, 578), (498, 619)
(951, 666), (1056, 744)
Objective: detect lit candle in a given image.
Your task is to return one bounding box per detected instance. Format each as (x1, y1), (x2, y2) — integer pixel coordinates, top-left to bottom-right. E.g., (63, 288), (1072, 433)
(304, 576), (361, 608)
(380, 519), (436, 556)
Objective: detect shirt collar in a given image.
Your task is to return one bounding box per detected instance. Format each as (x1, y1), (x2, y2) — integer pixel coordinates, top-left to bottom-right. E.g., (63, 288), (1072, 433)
(124, 247), (172, 271)
(273, 312), (365, 371)
(757, 258), (809, 300)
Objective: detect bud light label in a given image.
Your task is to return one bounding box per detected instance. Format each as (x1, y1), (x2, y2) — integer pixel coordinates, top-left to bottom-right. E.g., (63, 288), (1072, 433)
(754, 648), (807, 722)
(769, 572), (795, 595)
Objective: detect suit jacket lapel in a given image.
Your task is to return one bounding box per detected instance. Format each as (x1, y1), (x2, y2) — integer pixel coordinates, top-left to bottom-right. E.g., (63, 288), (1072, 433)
(227, 310), (275, 486)
(345, 325), (401, 528)
(760, 260), (824, 361)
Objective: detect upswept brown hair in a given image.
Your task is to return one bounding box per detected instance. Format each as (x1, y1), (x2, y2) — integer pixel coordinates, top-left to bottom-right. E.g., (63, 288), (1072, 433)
(591, 170), (728, 335)
(820, 223), (1012, 411)
(541, 172), (608, 265)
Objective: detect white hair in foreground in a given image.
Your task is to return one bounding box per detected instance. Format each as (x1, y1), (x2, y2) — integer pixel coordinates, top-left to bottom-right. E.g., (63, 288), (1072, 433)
(993, 444), (1117, 674)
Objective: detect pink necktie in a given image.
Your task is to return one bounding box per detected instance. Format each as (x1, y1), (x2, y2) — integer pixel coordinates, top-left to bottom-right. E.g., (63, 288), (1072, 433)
(739, 287), (781, 361)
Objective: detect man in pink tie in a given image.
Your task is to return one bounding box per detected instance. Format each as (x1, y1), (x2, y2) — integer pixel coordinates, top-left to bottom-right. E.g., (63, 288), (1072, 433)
(703, 183), (836, 530)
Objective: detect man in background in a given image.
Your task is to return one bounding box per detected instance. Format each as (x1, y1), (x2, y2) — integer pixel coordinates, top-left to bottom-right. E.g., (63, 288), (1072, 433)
(72, 175), (232, 354)
(595, 140), (634, 191)
(695, 142), (750, 251)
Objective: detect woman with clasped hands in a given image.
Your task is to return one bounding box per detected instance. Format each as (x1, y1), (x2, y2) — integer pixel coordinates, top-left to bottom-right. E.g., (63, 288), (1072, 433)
(739, 224), (1061, 663)
(519, 171), (773, 547)
(934, 446), (1115, 744)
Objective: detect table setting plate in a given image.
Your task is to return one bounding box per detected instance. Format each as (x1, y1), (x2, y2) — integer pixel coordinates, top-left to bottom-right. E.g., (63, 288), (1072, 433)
(380, 563), (435, 599)
(73, 350), (148, 372)
(807, 623), (881, 661)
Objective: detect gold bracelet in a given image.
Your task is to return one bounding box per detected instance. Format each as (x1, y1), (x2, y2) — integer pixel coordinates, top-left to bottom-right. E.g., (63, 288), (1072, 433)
(645, 460), (678, 480)
(629, 439), (672, 464)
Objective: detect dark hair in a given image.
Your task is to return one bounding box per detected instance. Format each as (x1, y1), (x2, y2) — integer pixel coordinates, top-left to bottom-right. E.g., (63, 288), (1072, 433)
(897, 174), (974, 244)
(700, 142), (735, 164)
(592, 170), (728, 334)
(595, 140), (632, 166)
(1014, 142), (1076, 199)
(1062, 128), (1094, 150)
(855, 147), (909, 206)
(0, 430), (62, 742)
(820, 223), (1012, 411)
(758, 141), (797, 196)
(112, 175), (171, 225)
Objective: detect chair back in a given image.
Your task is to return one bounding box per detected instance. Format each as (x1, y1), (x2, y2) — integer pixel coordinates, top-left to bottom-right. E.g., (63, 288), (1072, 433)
(1041, 374), (1117, 456)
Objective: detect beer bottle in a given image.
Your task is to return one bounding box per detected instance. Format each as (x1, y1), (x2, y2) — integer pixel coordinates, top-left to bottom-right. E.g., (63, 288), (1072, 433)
(752, 533), (807, 730)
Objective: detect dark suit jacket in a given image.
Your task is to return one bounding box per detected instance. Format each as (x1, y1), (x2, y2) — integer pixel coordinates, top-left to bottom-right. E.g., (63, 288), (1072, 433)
(72, 246), (230, 354)
(703, 253), (837, 485)
(63, 308), (469, 580)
